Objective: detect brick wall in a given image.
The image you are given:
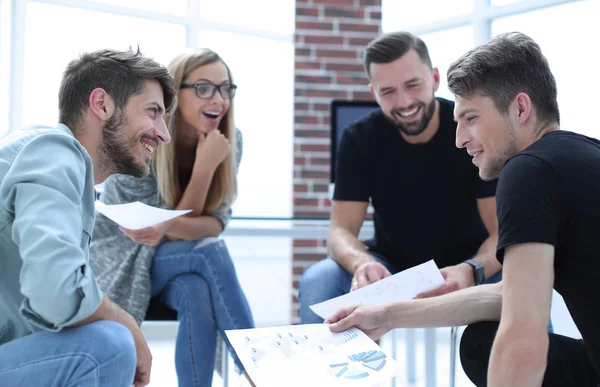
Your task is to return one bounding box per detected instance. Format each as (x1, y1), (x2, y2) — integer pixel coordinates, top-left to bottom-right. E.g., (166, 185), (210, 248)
(292, 0), (382, 322)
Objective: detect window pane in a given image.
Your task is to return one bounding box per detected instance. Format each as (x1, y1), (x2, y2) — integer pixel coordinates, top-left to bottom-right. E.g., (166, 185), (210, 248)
(200, 0), (294, 36)
(382, 0), (473, 31)
(419, 26), (474, 100)
(492, 0), (600, 138)
(21, 2), (186, 129)
(197, 29), (294, 218)
(90, 0), (188, 16)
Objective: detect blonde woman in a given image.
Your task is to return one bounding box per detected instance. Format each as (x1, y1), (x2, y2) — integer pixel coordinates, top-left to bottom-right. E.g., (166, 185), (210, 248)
(90, 48), (254, 386)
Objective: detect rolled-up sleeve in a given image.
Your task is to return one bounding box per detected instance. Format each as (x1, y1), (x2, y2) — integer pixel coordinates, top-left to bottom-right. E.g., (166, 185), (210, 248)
(1, 133), (102, 331)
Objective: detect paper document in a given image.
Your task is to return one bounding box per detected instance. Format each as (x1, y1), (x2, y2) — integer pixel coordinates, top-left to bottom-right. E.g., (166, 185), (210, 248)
(95, 201), (191, 230)
(310, 260), (445, 320)
(226, 324), (400, 387)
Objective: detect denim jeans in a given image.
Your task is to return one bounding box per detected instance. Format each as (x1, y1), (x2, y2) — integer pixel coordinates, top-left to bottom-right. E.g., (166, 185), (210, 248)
(298, 255), (504, 324)
(0, 321), (136, 386)
(150, 238), (255, 387)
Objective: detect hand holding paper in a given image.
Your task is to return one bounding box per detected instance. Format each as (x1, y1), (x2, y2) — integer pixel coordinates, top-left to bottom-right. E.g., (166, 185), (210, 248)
(310, 260), (445, 320)
(95, 201), (191, 230)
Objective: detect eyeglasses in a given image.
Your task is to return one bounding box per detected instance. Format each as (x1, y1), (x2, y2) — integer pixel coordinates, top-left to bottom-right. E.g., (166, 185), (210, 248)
(180, 82), (237, 100)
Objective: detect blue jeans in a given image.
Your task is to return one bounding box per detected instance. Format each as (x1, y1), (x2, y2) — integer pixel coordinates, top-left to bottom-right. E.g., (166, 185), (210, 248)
(0, 321), (136, 386)
(299, 256), (505, 324)
(151, 238), (255, 387)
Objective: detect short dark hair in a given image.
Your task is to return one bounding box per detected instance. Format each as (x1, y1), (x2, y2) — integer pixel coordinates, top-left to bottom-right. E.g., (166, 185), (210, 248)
(58, 47), (176, 128)
(364, 31), (432, 77)
(447, 32), (559, 125)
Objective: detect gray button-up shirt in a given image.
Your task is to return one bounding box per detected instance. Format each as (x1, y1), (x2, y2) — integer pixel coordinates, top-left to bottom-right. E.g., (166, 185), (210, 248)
(0, 124), (103, 344)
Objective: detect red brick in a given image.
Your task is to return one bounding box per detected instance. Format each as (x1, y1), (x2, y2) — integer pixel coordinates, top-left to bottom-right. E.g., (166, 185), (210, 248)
(310, 157), (330, 166)
(351, 91), (376, 100)
(295, 129), (329, 138)
(296, 21), (334, 31)
(296, 6), (320, 17)
(304, 35), (345, 45)
(368, 10), (382, 20)
(294, 253), (328, 261)
(294, 183), (309, 193)
(296, 89), (347, 99)
(295, 116), (319, 125)
(339, 22), (380, 33)
(294, 157), (307, 166)
(295, 102), (309, 111)
(293, 211), (330, 219)
(295, 74), (333, 84)
(324, 62), (365, 72)
(312, 0), (354, 5)
(313, 183), (330, 192)
(293, 239), (319, 247)
(315, 49), (356, 59)
(323, 7), (365, 19)
(311, 102), (331, 112)
(301, 170), (330, 179)
(359, 0), (381, 5)
(300, 144), (330, 152)
(347, 36), (374, 47)
(295, 61), (322, 71)
(295, 48), (312, 58)
(336, 75), (368, 85)
(294, 198), (319, 206)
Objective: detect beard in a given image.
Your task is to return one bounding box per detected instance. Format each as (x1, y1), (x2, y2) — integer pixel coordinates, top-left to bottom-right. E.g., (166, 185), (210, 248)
(97, 111), (150, 179)
(387, 96), (437, 137)
(480, 120), (519, 181)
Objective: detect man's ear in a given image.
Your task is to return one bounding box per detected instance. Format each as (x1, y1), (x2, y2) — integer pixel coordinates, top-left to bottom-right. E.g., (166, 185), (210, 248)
(431, 67), (440, 93)
(514, 92), (533, 125)
(88, 88), (115, 120)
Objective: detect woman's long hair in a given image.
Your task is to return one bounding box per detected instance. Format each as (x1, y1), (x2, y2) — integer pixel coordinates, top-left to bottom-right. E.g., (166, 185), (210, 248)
(154, 48), (237, 213)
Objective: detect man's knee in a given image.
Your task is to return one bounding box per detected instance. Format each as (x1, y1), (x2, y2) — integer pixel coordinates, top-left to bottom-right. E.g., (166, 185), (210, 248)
(87, 321), (136, 373)
(299, 257), (346, 296)
(460, 321), (498, 387)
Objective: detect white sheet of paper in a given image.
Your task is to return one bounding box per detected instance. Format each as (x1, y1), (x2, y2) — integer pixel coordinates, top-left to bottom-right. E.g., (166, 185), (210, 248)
(310, 260), (445, 320)
(95, 201), (191, 230)
(226, 324), (400, 387)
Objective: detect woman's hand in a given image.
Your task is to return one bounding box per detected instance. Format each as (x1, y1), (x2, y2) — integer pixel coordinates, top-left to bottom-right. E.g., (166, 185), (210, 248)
(195, 130), (231, 171)
(120, 221), (172, 246)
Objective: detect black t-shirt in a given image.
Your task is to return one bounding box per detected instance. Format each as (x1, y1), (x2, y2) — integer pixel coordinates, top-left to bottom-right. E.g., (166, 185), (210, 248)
(334, 97), (497, 271)
(496, 130), (600, 375)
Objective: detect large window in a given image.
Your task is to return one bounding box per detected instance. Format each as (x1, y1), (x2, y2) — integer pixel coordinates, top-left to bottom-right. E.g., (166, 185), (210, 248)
(1, 0), (295, 218)
(383, 0), (596, 138)
(492, 0), (600, 138)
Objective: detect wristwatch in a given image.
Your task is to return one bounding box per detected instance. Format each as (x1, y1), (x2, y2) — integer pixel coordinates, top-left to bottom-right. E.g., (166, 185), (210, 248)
(464, 258), (486, 285)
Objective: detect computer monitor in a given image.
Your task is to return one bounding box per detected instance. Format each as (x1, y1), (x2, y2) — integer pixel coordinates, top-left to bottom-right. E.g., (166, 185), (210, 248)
(329, 100), (380, 183)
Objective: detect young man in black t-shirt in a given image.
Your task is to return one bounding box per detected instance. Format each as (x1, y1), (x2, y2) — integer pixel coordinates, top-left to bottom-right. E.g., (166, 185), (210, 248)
(298, 31), (502, 324)
(326, 32), (600, 386)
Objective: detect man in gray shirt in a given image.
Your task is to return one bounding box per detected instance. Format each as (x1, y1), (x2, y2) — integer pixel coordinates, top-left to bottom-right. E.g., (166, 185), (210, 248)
(0, 48), (175, 387)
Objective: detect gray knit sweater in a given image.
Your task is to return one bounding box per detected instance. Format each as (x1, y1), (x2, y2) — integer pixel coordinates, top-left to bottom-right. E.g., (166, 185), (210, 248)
(89, 129), (242, 325)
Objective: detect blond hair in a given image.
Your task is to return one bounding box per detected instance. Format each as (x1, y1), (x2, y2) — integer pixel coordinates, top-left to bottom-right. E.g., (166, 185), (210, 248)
(154, 48), (237, 212)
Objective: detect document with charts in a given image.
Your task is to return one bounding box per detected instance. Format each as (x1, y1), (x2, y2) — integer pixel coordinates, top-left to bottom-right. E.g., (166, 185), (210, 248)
(310, 259), (445, 320)
(226, 324), (400, 387)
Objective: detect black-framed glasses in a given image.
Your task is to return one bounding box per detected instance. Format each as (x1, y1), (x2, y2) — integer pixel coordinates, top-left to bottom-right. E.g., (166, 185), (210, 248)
(180, 82), (237, 100)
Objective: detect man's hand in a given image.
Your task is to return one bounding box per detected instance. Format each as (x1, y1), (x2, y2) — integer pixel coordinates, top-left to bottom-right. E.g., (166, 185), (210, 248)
(110, 306), (152, 387)
(195, 129), (231, 171)
(120, 221), (171, 246)
(416, 263), (474, 298)
(131, 324), (153, 387)
(325, 305), (391, 340)
(351, 261), (391, 291)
